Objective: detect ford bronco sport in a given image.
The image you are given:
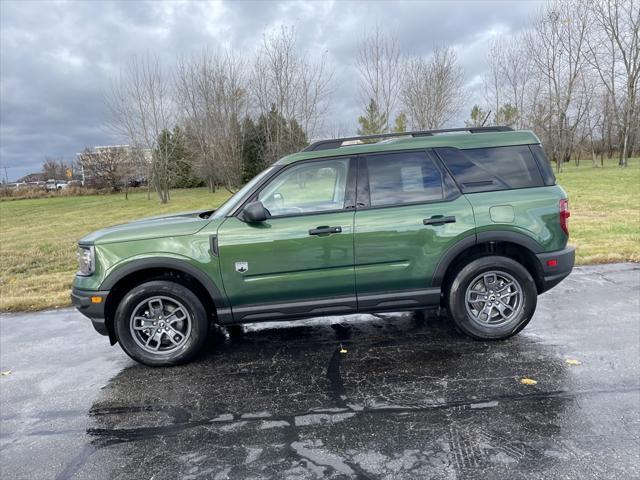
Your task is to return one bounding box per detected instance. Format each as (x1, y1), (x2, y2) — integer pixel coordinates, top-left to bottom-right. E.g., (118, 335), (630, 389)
(72, 127), (575, 366)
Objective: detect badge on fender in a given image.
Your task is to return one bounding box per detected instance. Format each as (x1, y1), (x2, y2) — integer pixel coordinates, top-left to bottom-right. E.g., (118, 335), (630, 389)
(235, 261), (248, 273)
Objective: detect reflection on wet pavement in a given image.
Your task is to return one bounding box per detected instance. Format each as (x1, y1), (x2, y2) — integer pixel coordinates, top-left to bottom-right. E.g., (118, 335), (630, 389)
(1, 264), (639, 479)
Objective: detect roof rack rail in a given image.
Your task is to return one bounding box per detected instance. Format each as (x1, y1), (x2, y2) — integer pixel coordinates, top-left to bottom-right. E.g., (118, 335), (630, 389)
(302, 126), (514, 152)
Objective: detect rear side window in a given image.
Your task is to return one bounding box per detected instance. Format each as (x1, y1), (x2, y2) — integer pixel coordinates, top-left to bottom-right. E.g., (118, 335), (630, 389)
(437, 145), (545, 193)
(529, 144), (556, 185)
(365, 151), (443, 207)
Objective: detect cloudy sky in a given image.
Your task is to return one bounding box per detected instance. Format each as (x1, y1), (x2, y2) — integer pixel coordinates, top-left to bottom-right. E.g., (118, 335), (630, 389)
(0, 0), (544, 181)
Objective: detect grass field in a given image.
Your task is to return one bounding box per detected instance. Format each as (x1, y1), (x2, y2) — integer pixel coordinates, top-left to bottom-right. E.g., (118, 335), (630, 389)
(1, 158), (638, 312)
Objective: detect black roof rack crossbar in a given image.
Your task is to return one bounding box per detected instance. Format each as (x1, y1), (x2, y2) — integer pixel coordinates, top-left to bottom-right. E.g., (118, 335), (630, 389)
(303, 126), (513, 152)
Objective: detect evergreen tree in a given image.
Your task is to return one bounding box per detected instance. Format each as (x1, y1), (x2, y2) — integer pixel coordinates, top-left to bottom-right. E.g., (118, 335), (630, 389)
(392, 112), (407, 133)
(242, 117), (262, 182)
(170, 126), (202, 188)
(357, 99), (388, 136)
(494, 104), (519, 127)
(249, 105), (308, 171)
(466, 105), (488, 127)
(164, 127), (201, 188)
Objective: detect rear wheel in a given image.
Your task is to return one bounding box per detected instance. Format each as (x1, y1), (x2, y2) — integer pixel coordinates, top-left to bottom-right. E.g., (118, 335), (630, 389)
(114, 280), (209, 366)
(447, 256), (537, 340)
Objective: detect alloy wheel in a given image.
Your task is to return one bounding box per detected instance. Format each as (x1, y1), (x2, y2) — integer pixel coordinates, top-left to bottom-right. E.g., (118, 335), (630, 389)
(464, 270), (524, 327)
(129, 296), (192, 354)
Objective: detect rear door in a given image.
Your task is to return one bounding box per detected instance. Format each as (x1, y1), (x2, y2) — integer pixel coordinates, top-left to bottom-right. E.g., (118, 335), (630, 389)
(217, 157), (357, 322)
(353, 149), (476, 310)
(435, 145), (566, 251)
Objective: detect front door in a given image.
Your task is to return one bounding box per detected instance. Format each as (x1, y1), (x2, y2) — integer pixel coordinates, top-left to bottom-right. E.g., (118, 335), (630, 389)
(218, 157), (356, 322)
(354, 150), (476, 310)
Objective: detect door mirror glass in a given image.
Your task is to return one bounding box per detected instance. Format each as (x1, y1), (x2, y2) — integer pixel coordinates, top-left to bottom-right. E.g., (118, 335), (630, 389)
(243, 201), (269, 223)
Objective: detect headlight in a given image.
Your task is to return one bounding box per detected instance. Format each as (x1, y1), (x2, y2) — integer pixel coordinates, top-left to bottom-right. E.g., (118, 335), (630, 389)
(77, 245), (95, 276)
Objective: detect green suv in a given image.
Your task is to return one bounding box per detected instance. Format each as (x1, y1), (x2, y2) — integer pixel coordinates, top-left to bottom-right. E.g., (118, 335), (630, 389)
(72, 127), (575, 366)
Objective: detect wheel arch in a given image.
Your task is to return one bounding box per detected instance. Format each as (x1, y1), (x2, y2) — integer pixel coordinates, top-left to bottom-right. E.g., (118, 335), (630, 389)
(433, 231), (545, 296)
(101, 258), (231, 345)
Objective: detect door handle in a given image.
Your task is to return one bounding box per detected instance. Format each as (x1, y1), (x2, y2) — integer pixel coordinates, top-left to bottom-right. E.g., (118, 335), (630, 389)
(309, 226), (342, 236)
(423, 215), (456, 226)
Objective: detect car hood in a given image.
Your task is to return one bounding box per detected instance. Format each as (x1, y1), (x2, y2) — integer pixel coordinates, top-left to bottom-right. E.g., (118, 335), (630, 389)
(80, 210), (215, 245)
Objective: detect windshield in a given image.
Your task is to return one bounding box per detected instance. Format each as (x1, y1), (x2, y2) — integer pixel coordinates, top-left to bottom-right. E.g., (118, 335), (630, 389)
(211, 167), (275, 219)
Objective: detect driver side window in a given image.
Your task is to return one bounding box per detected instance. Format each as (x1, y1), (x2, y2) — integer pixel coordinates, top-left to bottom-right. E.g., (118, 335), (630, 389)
(258, 159), (349, 217)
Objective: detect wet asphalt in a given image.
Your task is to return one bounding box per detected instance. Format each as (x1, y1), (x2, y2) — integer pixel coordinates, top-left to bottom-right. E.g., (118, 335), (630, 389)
(1, 263), (639, 480)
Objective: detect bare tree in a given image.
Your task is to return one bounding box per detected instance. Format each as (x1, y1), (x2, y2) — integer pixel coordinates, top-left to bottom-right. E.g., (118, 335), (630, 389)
(356, 25), (403, 132)
(401, 46), (466, 130)
(587, 0), (640, 167)
(77, 146), (140, 195)
(298, 54), (333, 139)
(251, 26), (332, 165)
(42, 157), (69, 180)
(580, 72), (605, 166)
(524, 0), (590, 171)
(484, 39), (503, 122)
(485, 36), (532, 128)
(106, 54), (176, 203)
(175, 50), (249, 192)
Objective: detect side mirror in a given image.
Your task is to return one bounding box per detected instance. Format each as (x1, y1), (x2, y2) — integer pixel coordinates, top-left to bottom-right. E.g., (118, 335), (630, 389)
(243, 201), (269, 223)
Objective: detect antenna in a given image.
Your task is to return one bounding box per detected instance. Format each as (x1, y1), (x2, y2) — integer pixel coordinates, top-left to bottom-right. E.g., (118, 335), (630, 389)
(481, 110), (492, 127)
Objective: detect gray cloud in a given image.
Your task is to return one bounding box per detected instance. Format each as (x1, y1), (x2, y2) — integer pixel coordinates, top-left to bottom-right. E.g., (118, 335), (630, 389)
(0, 0), (541, 181)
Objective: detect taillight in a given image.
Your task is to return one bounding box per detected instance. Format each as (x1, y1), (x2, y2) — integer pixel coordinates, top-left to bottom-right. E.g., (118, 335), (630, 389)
(559, 199), (570, 236)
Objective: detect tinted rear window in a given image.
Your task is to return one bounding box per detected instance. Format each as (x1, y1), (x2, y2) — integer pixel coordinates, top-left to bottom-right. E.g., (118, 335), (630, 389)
(529, 144), (556, 185)
(365, 151), (443, 207)
(437, 145), (545, 193)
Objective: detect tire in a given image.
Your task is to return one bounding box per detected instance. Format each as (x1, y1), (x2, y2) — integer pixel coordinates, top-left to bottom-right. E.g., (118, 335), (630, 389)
(114, 280), (209, 366)
(447, 256), (537, 340)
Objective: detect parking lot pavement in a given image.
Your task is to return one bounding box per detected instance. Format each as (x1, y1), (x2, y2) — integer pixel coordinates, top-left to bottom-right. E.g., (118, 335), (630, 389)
(0, 264), (639, 480)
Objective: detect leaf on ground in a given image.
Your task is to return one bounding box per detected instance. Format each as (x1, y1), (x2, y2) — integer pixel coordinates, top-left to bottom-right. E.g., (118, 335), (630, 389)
(565, 358), (582, 366)
(520, 377), (537, 385)
(1, 370), (12, 376)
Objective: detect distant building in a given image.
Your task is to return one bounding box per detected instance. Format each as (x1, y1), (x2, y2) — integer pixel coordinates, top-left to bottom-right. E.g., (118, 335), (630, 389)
(76, 145), (151, 187)
(16, 172), (47, 183)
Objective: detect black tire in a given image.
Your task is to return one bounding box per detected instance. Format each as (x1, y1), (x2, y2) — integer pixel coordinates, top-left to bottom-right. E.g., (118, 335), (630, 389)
(447, 256), (537, 340)
(114, 280), (209, 366)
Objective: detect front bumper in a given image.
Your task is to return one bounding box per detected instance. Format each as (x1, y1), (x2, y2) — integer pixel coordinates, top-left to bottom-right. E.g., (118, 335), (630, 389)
(536, 245), (575, 293)
(71, 288), (110, 336)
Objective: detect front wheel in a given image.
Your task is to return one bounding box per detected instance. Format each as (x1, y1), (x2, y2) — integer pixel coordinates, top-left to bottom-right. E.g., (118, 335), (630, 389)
(447, 256), (537, 340)
(114, 280), (209, 366)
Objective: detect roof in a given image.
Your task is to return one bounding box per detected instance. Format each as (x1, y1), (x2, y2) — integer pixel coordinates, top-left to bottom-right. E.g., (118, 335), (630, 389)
(16, 172), (47, 183)
(275, 129), (541, 166)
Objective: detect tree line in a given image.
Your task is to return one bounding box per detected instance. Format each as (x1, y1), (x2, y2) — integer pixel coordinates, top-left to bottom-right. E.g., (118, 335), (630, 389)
(478, 0), (639, 169)
(80, 0), (637, 202)
(100, 26), (322, 203)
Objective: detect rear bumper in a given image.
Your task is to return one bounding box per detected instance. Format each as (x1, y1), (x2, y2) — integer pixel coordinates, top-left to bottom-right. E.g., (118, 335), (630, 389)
(536, 246), (575, 293)
(71, 288), (110, 336)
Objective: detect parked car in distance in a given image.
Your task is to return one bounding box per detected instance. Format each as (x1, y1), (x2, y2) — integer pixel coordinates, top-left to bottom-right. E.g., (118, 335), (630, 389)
(45, 179), (69, 190)
(72, 127), (574, 366)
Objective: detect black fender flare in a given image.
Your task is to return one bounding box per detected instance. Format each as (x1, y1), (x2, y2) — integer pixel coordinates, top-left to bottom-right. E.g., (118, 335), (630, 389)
(100, 258), (232, 323)
(431, 231), (543, 288)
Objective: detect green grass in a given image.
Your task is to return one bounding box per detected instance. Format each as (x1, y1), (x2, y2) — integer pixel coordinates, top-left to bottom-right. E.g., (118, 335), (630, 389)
(0, 158), (638, 312)
(555, 158), (640, 265)
(0, 188), (231, 311)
